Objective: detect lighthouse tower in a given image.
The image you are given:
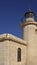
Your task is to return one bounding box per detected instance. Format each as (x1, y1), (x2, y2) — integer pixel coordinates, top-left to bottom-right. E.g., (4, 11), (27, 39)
(21, 9), (37, 65)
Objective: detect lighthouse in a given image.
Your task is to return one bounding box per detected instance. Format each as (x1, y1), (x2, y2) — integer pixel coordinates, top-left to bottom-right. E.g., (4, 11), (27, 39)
(21, 9), (37, 65)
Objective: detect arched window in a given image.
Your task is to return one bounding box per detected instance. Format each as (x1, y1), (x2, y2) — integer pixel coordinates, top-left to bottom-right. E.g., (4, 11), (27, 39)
(17, 48), (21, 62)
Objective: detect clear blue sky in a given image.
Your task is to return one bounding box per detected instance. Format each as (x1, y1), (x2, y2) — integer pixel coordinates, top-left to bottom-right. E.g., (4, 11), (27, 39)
(0, 0), (37, 38)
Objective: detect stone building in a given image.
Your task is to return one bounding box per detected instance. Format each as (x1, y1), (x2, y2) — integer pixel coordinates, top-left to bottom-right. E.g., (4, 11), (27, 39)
(0, 9), (37, 65)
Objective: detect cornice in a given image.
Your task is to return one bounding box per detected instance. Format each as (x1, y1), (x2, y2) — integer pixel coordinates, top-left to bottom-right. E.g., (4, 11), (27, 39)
(0, 34), (27, 46)
(21, 21), (37, 28)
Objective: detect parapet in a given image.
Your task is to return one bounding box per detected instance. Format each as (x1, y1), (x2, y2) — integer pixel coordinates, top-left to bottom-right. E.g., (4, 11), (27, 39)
(0, 33), (27, 46)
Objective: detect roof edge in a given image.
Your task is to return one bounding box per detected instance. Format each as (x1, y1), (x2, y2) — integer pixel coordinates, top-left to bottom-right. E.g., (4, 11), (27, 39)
(0, 34), (27, 46)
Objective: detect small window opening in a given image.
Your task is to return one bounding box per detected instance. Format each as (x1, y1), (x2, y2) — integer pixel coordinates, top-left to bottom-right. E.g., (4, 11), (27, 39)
(17, 48), (21, 62)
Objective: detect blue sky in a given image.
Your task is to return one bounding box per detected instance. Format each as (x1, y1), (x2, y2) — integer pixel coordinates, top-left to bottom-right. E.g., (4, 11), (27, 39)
(0, 0), (37, 38)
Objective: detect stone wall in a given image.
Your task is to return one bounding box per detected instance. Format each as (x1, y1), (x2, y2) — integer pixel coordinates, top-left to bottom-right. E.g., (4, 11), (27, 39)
(0, 39), (26, 65)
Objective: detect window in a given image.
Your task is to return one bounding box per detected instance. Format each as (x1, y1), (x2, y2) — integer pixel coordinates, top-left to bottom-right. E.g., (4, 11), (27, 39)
(17, 48), (21, 62)
(35, 29), (37, 31)
(35, 29), (37, 34)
